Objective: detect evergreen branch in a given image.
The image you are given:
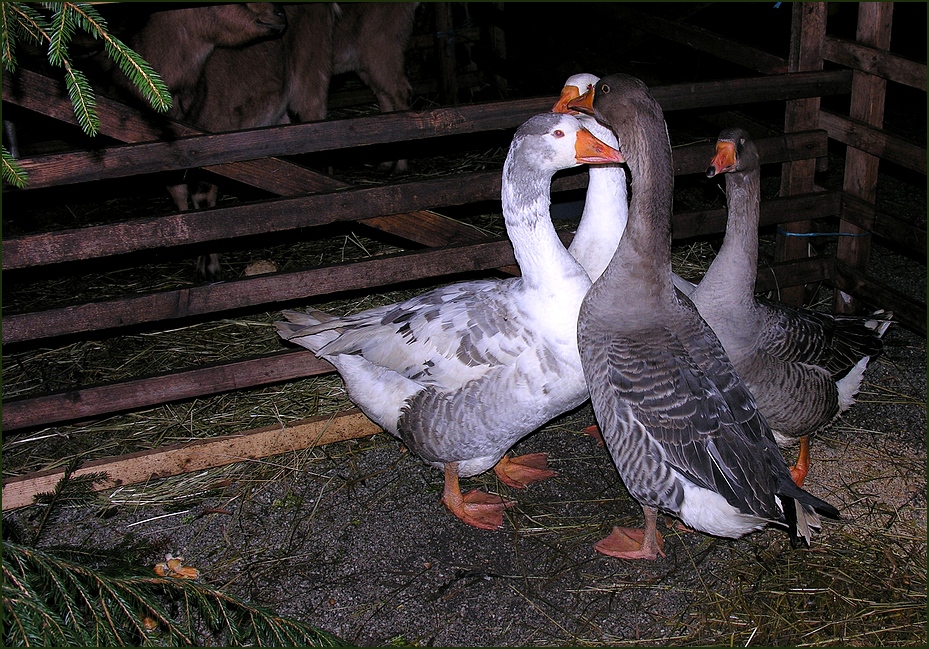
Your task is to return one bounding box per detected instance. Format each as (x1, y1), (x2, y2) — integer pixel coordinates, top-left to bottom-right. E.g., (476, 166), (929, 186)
(2, 542), (349, 647)
(1, 2), (18, 71)
(69, 2), (171, 112)
(7, 2), (48, 47)
(45, 2), (75, 67)
(2, 147), (28, 188)
(61, 62), (99, 136)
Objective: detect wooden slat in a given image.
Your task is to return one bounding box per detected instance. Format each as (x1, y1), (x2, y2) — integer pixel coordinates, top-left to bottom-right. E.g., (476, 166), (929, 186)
(9, 97), (552, 189)
(755, 256), (834, 294)
(1, 237), (529, 345)
(609, 5), (789, 74)
(818, 109), (926, 175)
(648, 69), (850, 112)
(3, 132), (826, 270)
(0, 410), (383, 511)
(824, 35), (927, 91)
(0, 169), (588, 270)
(6, 71), (851, 190)
(1, 67), (505, 254)
(0, 351), (329, 432)
(672, 191), (840, 240)
(831, 261), (926, 336)
(839, 193), (927, 258)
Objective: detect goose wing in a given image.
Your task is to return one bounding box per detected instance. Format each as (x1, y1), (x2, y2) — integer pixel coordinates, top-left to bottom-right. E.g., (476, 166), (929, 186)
(288, 278), (539, 388)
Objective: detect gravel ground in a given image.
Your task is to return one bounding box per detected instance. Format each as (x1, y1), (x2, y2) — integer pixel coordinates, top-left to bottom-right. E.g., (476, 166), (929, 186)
(6, 319), (925, 647)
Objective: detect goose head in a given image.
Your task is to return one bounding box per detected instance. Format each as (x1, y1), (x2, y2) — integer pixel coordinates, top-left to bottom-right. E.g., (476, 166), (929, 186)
(551, 73), (601, 115)
(507, 112), (624, 177)
(706, 127), (760, 178)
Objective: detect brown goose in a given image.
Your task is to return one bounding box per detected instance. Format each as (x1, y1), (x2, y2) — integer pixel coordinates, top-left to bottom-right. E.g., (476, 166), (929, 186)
(277, 113), (623, 531)
(697, 128), (892, 486)
(568, 74), (839, 560)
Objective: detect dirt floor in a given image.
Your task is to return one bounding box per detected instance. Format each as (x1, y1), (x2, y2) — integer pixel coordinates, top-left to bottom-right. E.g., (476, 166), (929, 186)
(4, 320), (926, 646)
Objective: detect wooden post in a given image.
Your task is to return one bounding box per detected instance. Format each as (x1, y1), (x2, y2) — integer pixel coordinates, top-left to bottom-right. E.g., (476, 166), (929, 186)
(775, 2), (827, 306)
(434, 3), (459, 105)
(832, 2), (894, 314)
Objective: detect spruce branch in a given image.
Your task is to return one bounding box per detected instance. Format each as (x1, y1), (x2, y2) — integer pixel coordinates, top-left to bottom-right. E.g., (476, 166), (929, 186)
(1, 2), (174, 188)
(1, 542), (350, 647)
(69, 2), (171, 112)
(2, 148), (27, 188)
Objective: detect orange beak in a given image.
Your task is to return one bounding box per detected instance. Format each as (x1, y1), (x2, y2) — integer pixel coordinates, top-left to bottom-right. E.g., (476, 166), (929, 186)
(552, 85), (581, 114)
(566, 88), (595, 115)
(575, 128), (625, 164)
(706, 140), (737, 177)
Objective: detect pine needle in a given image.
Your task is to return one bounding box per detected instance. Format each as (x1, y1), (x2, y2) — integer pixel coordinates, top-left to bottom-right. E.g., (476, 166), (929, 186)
(1, 542), (349, 647)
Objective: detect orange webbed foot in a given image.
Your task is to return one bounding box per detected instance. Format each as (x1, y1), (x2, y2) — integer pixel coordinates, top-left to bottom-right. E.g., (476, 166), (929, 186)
(582, 424), (604, 446)
(594, 526), (666, 561)
(493, 453), (557, 489)
(443, 488), (515, 530)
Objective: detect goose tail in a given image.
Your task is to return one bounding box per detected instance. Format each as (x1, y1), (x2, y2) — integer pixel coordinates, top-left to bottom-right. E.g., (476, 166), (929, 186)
(275, 308), (341, 353)
(778, 479), (840, 548)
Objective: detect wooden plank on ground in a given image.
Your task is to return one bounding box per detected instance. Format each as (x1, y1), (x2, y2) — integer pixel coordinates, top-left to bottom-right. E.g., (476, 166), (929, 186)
(0, 410), (383, 512)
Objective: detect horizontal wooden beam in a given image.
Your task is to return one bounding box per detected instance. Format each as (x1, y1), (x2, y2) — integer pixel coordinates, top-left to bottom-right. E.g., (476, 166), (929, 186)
(610, 5), (789, 74)
(839, 193), (927, 259)
(0, 350), (330, 432)
(824, 35), (927, 91)
(1, 235), (537, 345)
(754, 256), (833, 295)
(2, 132), (827, 271)
(7, 71), (851, 190)
(819, 109), (927, 174)
(1, 410), (383, 511)
(831, 260), (927, 336)
(4, 251), (839, 432)
(2, 66), (515, 272)
(672, 190), (841, 241)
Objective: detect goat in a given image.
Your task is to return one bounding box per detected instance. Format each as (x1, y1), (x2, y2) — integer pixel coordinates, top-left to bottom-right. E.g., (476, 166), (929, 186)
(128, 3), (288, 121)
(181, 3), (418, 280)
(103, 3), (287, 279)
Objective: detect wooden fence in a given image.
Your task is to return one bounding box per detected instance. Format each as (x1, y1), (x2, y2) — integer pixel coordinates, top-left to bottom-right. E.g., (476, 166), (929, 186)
(2, 2), (924, 510)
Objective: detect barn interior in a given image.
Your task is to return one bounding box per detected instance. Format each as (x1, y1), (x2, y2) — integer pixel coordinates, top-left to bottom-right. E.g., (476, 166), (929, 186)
(2, 3), (926, 646)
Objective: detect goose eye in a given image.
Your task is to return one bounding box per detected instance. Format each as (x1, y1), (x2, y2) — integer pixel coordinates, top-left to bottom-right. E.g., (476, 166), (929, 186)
(601, 84), (610, 94)
(553, 129), (565, 138)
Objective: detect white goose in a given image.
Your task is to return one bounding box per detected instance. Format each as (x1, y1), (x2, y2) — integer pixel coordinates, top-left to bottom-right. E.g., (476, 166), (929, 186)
(694, 127), (891, 486)
(277, 113), (624, 530)
(568, 74), (839, 560)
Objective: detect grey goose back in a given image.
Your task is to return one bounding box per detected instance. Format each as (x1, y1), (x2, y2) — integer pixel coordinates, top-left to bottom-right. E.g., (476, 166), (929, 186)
(567, 74), (839, 560)
(695, 127), (891, 487)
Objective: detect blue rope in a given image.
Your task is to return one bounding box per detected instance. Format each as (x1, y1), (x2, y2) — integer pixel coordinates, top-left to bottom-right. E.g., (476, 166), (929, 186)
(776, 226), (871, 238)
